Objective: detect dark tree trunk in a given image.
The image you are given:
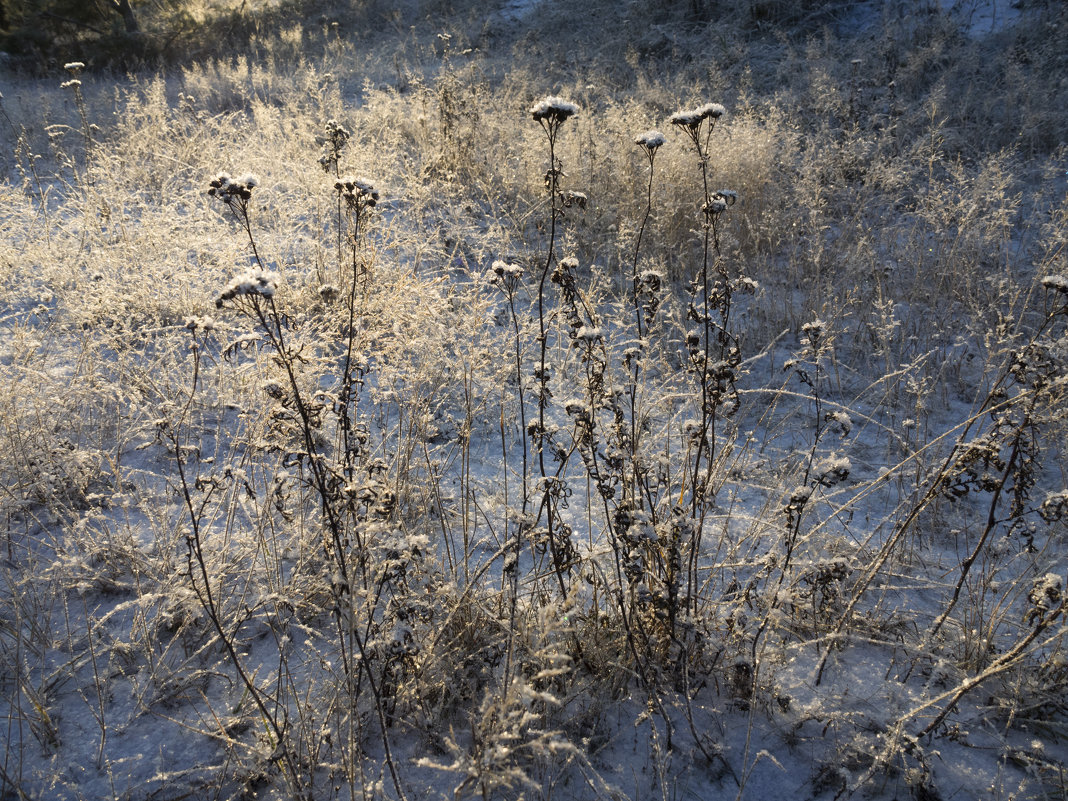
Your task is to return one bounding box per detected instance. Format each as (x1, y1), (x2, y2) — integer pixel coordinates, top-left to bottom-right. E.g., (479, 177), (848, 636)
(110, 0), (139, 33)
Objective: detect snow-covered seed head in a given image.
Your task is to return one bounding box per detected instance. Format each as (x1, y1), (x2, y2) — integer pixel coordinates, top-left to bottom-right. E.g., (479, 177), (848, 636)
(1027, 573), (1063, 625)
(530, 96), (579, 124)
(1041, 274), (1068, 295)
(702, 190), (736, 219)
(319, 119), (352, 172)
(702, 103), (726, 119)
(669, 102), (726, 129)
(183, 315), (216, 333)
(575, 325), (603, 343)
(335, 175), (378, 208)
(704, 197), (728, 215)
(640, 269), (663, 291)
(634, 130), (666, 153)
(216, 269), (281, 307)
(208, 171), (258, 203)
(64, 61), (85, 73)
(800, 318), (826, 350)
(325, 118), (351, 141)
(563, 190), (587, 209)
(492, 260), (523, 280)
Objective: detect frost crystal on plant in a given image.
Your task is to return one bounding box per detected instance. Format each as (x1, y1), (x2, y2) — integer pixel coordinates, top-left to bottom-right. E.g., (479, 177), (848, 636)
(216, 269), (281, 306)
(1041, 274), (1068, 294)
(669, 102), (726, 129)
(529, 96), (579, 123)
(801, 318), (826, 343)
(813, 454), (851, 486)
(1027, 573), (1063, 625)
(208, 171), (259, 202)
(634, 129), (666, 150)
(319, 119), (352, 172)
(705, 196), (728, 214)
(183, 315), (216, 333)
(492, 260), (523, 279)
(335, 175), (378, 207)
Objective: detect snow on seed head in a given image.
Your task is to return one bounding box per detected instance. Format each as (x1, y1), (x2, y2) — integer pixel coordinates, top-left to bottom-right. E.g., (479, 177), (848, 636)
(699, 102), (726, 119)
(634, 130), (666, 152)
(530, 96), (578, 123)
(670, 102), (726, 129)
(492, 260), (523, 279)
(216, 269), (281, 307)
(705, 197), (728, 214)
(208, 171), (257, 202)
(801, 318), (826, 342)
(335, 175), (379, 207)
(563, 190), (587, 209)
(1041, 274), (1068, 294)
(325, 118), (351, 139)
(184, 315), (216, 333)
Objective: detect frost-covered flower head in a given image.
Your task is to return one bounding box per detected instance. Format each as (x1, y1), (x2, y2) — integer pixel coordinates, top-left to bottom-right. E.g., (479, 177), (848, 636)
(529, 96), (579, 124)
(334, 175), (378, 209)
(208, 172), (259, 204)
(183, 315), (216, 333)
(669, 102), (725, 130)
(1041, 274), (1068, 295)
(563, 190), (587, 209)
(1027, 573), (1063, 625)
(704, 196), (728, 215)
(634, 130), (666, 153)
(319, 119), (352, 174)
(325, 118), (350, 140)
(551, 255), (581, 288)
(64, 62), (85, 73)
(800, 318), (827, 351)
(216, 269), (281, 307)
(61, 80), (82, 90)
(703, 189), (737, 217)
(492, 260), (524, 280)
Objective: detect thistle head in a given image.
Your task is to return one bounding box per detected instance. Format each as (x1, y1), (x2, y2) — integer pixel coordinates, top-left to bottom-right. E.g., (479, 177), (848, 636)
(530, 96), (579, 124)
(208, 172), (259, 203)
(334, 175), (379, 210)
(669, 102), (726, 130)
(634, 130), (666, 155)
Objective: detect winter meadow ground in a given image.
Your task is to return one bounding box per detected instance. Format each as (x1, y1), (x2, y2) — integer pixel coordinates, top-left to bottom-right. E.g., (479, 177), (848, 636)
(1, 0), (1067, 798)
